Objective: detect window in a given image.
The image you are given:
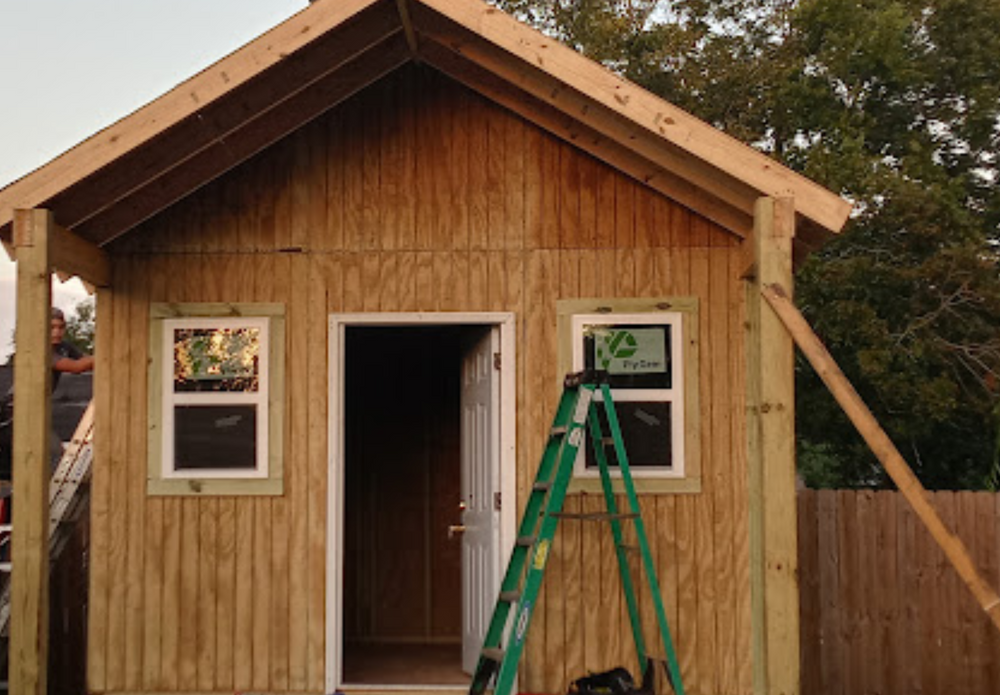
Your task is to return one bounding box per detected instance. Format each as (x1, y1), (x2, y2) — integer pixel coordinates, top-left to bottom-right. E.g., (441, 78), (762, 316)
(573, 313), (685, 477)
(558, 298), (700, 493)
(148, 304), (284, 495)
(165, 318), (267, 477)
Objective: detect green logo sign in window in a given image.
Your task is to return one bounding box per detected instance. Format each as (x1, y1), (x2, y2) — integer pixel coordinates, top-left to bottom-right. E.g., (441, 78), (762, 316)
(594, 328), (667, 374)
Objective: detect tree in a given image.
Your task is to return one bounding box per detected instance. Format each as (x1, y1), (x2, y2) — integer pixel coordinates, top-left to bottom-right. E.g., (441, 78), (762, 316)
(64, 298), (95, 354)
(494, 0), (1000, 488)
(784, 0), (1000, 488)
(3, 297), (96, 366)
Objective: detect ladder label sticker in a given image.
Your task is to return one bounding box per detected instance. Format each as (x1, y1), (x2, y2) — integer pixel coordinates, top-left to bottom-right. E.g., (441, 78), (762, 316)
(515, 602), (532, 642)
(572, 391), (592, 424)
(533, 539), (550, 570)
(595, 328), (667, 374)
(568, 427), (583, 448)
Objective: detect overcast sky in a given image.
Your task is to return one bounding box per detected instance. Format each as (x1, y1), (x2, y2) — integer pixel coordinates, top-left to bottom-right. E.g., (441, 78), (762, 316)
(0, 0), (307, 360)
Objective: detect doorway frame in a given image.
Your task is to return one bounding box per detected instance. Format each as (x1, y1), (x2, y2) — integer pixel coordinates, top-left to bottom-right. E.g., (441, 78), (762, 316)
(326, 312), (518, 691)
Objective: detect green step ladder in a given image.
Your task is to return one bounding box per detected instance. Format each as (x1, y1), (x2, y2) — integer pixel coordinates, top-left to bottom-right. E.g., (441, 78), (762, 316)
(468, 370), (685, 695)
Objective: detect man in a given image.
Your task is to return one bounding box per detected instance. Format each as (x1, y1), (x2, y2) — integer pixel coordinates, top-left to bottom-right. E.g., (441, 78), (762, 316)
(0, 307), (94, 479)
(48, 307), (94, 469)
(50, 307), (94, 387)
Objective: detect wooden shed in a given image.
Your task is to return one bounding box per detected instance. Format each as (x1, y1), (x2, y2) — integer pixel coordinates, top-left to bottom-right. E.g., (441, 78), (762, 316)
(0, 1), (850, 694)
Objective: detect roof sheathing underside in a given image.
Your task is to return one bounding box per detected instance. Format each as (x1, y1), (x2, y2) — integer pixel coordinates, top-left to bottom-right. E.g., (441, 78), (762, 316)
(0, 0), (849, 253)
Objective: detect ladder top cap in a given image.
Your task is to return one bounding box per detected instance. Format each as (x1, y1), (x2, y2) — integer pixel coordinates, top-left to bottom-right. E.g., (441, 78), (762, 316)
(564, 369), (610, 388)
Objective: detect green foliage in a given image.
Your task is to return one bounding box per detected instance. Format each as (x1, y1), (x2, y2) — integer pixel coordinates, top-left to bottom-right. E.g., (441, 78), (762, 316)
(784, 0), (1000, 489)
(64, 298), (96, 354)
(494, 0), (1000, 488)
(986, 402), (1000, 492)
(173, 327), (260, 392)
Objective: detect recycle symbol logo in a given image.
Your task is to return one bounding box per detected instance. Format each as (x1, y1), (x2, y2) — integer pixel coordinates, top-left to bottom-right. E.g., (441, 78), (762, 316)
(597, 330), (637, 369)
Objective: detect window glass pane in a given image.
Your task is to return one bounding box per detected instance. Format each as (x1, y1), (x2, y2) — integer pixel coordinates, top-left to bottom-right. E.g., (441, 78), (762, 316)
(585, 400), (672, 469)
(583, 324), (672, 389)
(174, 404), (258, 470)
(174, 327), (260, 392)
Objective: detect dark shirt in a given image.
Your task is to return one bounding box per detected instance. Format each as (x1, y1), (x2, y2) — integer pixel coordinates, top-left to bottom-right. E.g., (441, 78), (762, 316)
(0, 342), (86, 479)
(51, 341), (83, 392)
(0, 340), (84, 424)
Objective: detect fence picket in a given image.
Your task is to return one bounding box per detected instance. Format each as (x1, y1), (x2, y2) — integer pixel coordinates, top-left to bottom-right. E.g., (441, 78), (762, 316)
(800, 490), (1000, 695)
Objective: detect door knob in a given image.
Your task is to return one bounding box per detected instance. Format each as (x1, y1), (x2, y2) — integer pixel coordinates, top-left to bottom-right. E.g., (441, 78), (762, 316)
(448, 524), (467, 539)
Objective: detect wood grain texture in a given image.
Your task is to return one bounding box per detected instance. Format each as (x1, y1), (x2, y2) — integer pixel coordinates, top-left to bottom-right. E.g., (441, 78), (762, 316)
(691, 243), (716, 694)
(766, 280), (1000, 636)
(747, 197), (799, 695)
(105, 259), (133, 692)
(87, 274), (113, 692)
(10, 210), (53, 695)
(306, 256), (331, 690)
(798, 490), (1000, 694)
(286, 253), (310, 688)
(125, 258), (150, 691)
(140, 258), (167, 690)
(91, 66), (754, 694)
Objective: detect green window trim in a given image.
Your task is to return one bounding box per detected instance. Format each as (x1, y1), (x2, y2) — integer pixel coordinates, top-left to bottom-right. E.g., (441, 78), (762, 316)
(557, 297), (701, 494)
(147, 302), (285, 496)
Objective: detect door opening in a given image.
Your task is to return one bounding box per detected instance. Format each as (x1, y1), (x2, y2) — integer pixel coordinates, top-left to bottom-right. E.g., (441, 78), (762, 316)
(329, 315), (515, 690)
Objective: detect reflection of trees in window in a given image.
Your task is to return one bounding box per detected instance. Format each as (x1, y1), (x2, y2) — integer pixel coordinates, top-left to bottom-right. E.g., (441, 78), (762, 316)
(573, 312), (685, 476)
(173, 328), (259, 392)
(582, 323), (672, 389)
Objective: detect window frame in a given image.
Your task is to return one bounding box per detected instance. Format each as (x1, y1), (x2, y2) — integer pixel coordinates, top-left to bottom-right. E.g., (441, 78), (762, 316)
(147, 303), (285, 496)
(162, 316), (270, 480)
(557, 298), (701, 494)
(571, 312), (685, 479)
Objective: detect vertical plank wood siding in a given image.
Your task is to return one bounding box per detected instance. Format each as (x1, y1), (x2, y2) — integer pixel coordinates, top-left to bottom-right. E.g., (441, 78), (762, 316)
(798, 490), (1000, 695)
(91, 65), (751, 694)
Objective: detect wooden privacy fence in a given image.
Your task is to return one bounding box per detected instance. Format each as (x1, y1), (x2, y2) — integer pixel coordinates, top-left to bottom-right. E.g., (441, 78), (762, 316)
(798, 489), (1000, 695)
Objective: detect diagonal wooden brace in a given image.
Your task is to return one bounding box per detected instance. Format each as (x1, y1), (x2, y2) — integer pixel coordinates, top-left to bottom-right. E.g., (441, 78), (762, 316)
(761, 282), (1000, 633)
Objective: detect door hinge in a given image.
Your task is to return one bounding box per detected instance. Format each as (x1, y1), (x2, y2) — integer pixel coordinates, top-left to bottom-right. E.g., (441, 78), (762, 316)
(494, 491), (502, 511)
(493, 352), (502, 371)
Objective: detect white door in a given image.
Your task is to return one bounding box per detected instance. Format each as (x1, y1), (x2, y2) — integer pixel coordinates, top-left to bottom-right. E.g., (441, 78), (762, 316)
(460, 327), (501, 674)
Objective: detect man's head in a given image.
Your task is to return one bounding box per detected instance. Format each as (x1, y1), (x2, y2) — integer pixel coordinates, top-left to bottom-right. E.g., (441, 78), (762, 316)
(51, 307), (66, 346)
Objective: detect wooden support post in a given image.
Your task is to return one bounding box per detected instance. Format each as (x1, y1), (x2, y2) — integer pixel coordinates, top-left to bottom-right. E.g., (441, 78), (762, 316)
(746, 196), (799, 695)
(11, 208), (54, 695)
(762, 282), (1000, 632)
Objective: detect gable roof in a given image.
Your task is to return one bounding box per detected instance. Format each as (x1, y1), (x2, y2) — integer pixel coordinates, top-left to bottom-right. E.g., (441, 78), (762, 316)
(0, 0), (850, 253)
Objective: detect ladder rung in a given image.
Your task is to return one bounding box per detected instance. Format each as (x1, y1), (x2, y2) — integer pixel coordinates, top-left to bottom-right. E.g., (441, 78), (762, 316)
(617, 543), (640, 553)
(532, 481), (551, 492)
(499, 590), (521, 603)
(550, 425), (568, 437)
(482, 647), (505, 663)
(602, 436), (616, 447)
(516, 535), (536, 547)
